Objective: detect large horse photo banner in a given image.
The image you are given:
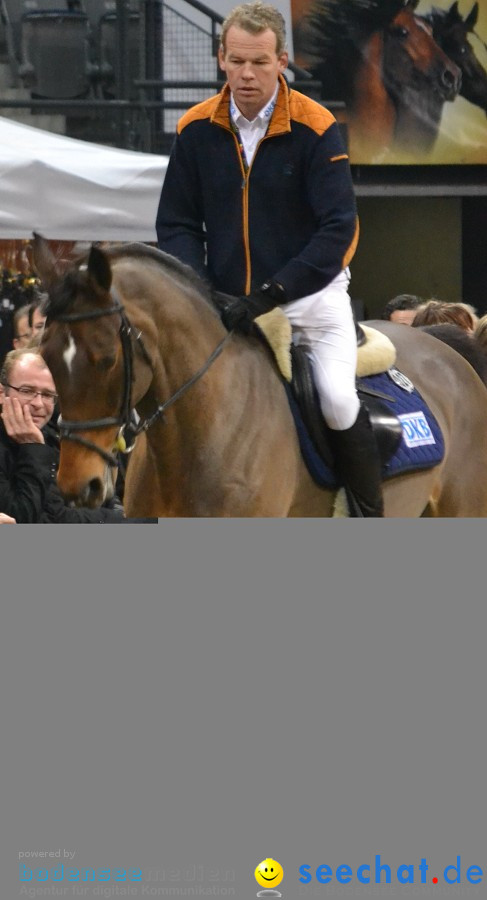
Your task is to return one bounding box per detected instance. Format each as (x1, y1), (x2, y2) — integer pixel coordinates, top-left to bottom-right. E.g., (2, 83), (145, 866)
(291, 0), (487, 163)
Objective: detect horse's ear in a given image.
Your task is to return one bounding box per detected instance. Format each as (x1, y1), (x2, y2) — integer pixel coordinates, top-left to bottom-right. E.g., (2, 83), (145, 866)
(87, 245), (112, 293)
(445, 1), (459, 24)
(464, 2), (478, 30)
(31, 232), (62, 292)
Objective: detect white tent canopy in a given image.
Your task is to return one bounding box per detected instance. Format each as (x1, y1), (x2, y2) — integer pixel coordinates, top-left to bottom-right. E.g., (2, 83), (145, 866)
(0, 117), (169, 241)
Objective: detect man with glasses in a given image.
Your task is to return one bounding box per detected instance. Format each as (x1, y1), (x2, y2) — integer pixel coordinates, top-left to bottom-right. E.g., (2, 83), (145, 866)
(0, 348), (127, 523)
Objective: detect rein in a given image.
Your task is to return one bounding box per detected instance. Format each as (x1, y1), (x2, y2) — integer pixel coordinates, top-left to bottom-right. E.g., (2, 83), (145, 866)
(48, 294), (232, 468)
(131, 331), (232, 435)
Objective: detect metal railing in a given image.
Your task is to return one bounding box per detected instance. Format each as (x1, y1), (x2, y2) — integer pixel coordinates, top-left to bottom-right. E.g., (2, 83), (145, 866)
(0, 0), (328, 152)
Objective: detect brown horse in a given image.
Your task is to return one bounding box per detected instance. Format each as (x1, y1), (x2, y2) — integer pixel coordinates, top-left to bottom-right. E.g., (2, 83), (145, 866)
(34, 236), (487, 518)
(295, 0), (462, 159)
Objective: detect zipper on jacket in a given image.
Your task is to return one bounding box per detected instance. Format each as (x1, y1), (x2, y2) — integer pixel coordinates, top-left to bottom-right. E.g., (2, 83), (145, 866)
(230, 130), (252, 294)
(231, 129), (281, 296)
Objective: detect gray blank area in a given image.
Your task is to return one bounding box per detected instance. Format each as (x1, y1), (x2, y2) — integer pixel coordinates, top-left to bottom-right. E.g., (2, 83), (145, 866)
(2, 522), (485, 897)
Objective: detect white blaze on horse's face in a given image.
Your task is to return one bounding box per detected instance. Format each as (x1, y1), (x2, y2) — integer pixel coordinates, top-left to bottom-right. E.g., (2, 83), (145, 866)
(416, 16), (433, 36)
(63, 332), (77, 374)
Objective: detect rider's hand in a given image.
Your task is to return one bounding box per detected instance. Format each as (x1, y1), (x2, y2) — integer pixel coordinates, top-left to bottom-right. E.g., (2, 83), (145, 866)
(221, 297), (256, 334)
(221, 282), (287, 334)
(1, 396), (45, 444)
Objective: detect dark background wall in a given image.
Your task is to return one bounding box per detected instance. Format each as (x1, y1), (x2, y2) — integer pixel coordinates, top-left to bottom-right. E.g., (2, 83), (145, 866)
(350, 197), (462, 318)
(350, 195), (486, 320)
(462, 197), (487, 317)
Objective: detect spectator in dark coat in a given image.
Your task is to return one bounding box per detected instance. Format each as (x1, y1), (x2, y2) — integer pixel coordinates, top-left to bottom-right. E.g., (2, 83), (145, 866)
(0, 348), (126, 523)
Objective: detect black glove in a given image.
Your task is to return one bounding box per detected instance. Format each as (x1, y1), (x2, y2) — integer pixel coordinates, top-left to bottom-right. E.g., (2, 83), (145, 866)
(221, 282), (287, 334)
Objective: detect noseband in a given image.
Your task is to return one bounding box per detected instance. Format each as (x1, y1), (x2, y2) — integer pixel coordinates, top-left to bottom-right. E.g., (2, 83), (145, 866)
(48, 294), (232, 469)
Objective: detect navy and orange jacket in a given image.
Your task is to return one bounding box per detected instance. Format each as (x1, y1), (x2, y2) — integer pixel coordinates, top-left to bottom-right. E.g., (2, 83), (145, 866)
(156, 74), (359, 301)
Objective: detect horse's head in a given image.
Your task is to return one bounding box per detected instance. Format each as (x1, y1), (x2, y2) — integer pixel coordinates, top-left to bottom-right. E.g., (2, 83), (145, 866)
(384, 2), (462, 105)
(33, 234), (151, 508)
(429, 2), (487, 114)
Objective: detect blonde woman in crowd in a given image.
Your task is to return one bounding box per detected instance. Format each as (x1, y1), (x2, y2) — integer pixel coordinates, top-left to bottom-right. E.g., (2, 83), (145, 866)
(411, 299), (478, 333)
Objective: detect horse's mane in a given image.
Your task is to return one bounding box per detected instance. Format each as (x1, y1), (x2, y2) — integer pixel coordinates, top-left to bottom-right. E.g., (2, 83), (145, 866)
(103, 243), (213, 301)
(45, 242), (218, 319)
(44, 268), (91, 319)
(303, 0), (411, 69)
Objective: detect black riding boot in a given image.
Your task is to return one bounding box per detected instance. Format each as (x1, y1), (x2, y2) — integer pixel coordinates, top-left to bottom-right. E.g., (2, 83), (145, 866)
(331, 404), (384, 517)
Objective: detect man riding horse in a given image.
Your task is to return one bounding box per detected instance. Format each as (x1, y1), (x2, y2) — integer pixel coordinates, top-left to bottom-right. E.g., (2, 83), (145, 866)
(156, 0), (383, 516)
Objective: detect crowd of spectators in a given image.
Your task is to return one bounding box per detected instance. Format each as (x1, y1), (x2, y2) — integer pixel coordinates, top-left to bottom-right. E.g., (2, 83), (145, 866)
(380, 293), (487, 386)
(381, 294), (482, 334)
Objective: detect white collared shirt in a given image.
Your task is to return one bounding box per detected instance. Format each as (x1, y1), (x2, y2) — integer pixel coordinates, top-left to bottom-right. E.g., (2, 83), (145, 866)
(230, 84), (278, 168)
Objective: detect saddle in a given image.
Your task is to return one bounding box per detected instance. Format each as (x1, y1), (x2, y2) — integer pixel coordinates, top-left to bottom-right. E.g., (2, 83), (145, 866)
(290, 343), (403, 468)
(213, 296), (404, 471)
(252, 309), (403, 469)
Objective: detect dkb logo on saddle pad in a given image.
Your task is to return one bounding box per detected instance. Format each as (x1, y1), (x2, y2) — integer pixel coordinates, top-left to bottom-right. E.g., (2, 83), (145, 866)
(398, 411), (436, 448)
(286, 369), (445, 489)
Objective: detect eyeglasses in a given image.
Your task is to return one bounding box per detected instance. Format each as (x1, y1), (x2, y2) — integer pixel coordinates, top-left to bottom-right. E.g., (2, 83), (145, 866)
(3, 383), (58, 403)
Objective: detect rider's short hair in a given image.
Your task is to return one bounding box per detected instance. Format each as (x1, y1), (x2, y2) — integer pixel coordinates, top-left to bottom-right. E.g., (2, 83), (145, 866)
(220, 2), (287, 55)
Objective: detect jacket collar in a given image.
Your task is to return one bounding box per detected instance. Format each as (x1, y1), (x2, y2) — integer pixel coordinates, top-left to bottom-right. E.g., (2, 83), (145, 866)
(211, 73), (291, 137)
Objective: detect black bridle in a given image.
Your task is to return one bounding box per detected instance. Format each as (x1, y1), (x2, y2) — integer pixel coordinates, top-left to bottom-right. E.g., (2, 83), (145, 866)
(49, 294), (232, 468)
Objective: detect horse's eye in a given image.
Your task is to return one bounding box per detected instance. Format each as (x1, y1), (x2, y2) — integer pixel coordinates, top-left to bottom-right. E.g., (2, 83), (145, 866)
(96, 354), (117, 371)
(392, 25), (410, 38)
(460, 44), (467, 55)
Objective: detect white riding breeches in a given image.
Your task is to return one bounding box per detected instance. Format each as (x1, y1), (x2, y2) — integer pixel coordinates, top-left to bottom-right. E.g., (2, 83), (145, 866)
(284, 269), (360, 431)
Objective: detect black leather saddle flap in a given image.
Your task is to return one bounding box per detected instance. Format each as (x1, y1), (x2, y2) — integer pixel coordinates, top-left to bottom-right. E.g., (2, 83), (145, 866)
(290, 345), (403, 467)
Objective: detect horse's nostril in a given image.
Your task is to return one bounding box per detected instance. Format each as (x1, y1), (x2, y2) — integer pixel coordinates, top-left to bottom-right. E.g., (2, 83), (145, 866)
(442, 67), (461, 93)
(80, 477), (104, 507)
(88, 478), (102, 498)
(443, 69), (454, 86)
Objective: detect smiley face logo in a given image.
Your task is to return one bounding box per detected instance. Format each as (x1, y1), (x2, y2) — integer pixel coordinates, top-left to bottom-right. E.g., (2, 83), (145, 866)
(254, 859), (283, 889)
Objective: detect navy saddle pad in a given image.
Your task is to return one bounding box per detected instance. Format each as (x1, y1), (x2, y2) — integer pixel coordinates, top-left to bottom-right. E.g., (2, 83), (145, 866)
(285, 367), (445, 489)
